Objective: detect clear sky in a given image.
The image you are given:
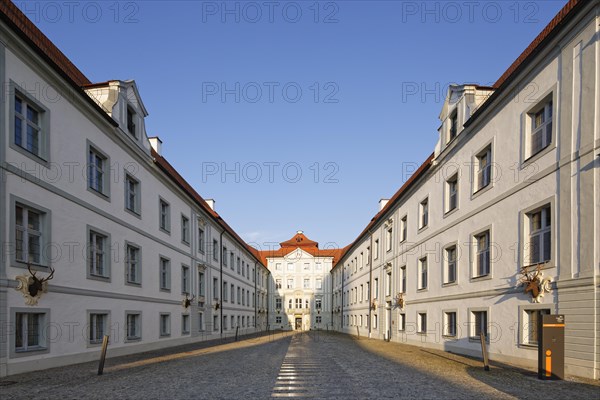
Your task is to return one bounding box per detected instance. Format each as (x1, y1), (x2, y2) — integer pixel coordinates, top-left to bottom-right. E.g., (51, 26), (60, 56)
(20, 0), (568, 249)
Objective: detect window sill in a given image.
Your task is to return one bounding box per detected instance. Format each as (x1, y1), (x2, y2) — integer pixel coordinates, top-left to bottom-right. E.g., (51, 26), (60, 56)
(418, 226), (429, 234)
(88, 274), (111, 282)
(15, 346), (47, 353)
(124, 207), (142, 219)
(181, 240), (190, 247)
(87, 186), (110, 202)
(470, 274), (492, 282)
(10, 142), (50, 168)
(443, 207), (458, 219)
(469, 336), (489, 343)
(522, 143), (554, 169)
(417, 288), (428, 293)
(125, 337), (141, 343)
(472, 183), (492, 199)
(160, 288), (171, 293)
(159, 227), (171, 236)
(442, 335), (457, 340)
(442, 281), (458, 288)
(182, 331), (190, 335)
(519, 343), (538, 349)
(159, 334), (171, 338)
(126, 281), (142, 287)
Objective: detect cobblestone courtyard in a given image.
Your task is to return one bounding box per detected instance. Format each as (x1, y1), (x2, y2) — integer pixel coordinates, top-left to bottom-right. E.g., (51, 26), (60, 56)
(1, 332), (598, 399)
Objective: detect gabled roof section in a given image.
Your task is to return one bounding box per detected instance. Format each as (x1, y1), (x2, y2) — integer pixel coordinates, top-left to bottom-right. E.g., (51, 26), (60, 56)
(256, 232), (346, 268)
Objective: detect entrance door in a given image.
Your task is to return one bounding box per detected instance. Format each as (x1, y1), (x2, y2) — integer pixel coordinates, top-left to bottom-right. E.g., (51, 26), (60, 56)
(295, 318), (302, 330)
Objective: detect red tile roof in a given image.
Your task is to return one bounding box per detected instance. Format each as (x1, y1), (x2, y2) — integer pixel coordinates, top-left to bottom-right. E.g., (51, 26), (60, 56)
(255, 232), (347, 267)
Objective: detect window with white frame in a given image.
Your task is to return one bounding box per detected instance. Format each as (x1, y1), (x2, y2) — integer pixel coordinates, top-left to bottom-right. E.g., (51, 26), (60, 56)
(444, 311), (457, 337)
(419, 198), (429, 229)
(275, 279), (282, 289)
(159, 199), (170, 232)
(198, 312), (204, 331)
(303, 278), (310, 289)
(89, 313), (108, 344)
(398, 313), (406, 331)
(230, 252), (234, 270)
(198, 271), (205, 297)
(448, 110), (458, 142)
(528, 99), (553, 158)
(125, 174), (140, 214)
(398, 266), (406, 293)
(526, 205), (551, 266)
(88, 147), (108, 195)
(386, 270), (392, 296)
(88, 230), (108, 278)
(523, 308), (551, 345)
(374, 239), (379, 259)
(418, 257), (428, 290)
(386, 227), (393, 252)
(198, 227), (205, 253)
(374, 278), (379, 298)
(476, 146), (492, 191)
(316, 316), (322, 324)
(303, 263), (310, 270)
(471, 310), (488, 339)
(275, 263), (282, 271)
(181, 215), (190, 244)
(417, 312), (427, 333)
(287, 279), (293, 289)
(446, 174), (458, 213)
(14, 93), (45, 158)
(444, 245), (457, 284)
(182, 314), (190, 334)
(237, 287), (241, 304)
(315, 298), (322, 310)
(275, 297), (282, 310)
(295, 298), (302, 309)
(125, 244), (141, 285)
(373, 314), (378, 329)
(181, 265), (190, 294)
(213, 277), (218, 300)
(316, 262), (322, 271)
(15, 203), (46, 265)
(160, 314), (171, 337)
(400, 215), (407, 242)
(126, 105), (137, 137)
(126, 313), (141, 340)
(237, 257), (241, 273)
(474, 230), (490, 277)
(222, 281), (228, 302)
(316, 278), (322, 290)
(230, 284), (234, 303)
(287, 263), (294, 271)
(212, 239), (218, 261)
(15, 312), (46, 351)
(223, 247), (228, 267)
(288, 298), (293, 309)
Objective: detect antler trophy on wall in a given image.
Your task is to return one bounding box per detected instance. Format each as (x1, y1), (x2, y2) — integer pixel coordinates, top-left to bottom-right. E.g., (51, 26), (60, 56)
(15, 263), (55, 306)
(518, 263), (552, 303)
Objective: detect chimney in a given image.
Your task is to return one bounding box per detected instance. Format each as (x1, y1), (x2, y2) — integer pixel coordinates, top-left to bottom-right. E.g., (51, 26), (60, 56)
(149, 136), (162, 155)
(379, 199), (389, 211)
(205, 199), (215, 211)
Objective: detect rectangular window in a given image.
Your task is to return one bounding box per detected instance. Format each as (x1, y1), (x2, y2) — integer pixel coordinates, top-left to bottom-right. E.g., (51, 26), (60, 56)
(448, 110), (458, 141)
(315, 298), (322, 309)
(316, 262), (322, 271)
(445, 246), (457, 284)
(398, 313), (406, 331)
(276, 316), (282, 324)
(181, 216), (190, 244)
(230, 284), (234, 303)
(182, 314), (190, 334)
(160, 314), (171, 337)
(287, 263), (294, 271)
(471, 310), (488, 339)
(237, 287), (241, 304)
(400, 216), (407, 242)
(316, 316), (322, 324)
(198, 271), (205, 297)
(126, 244), (141, 285)
(295, 298), (302, 309)
(446, 174), (458, 213)
(198, 312), (204, 331)
(159, 199), (170, 232)
(386, 227), (393, 252)
(125, 174), (140, 214)
(89, 313), (108, 344)
(529, 100), (553, 157)
(198, 227), (205, 253)
(386, 271), (392, 296)
(303, 278), (310, 288)
(419, 198), (429, 229)
(213, 315), (218, 331)
(444, 311), (457, 337)
(287, 279), (293, 289)
(15, 312), (45, 351)
(223, 281), (228, 302)
(276, 279), (282, 289)
(400, 266), (406, 293)
(88, 148), (107, 195)
(374, 278), (379, 298)
(241, 289), (245, 306)
(14, 94), (43, 157)
(476, 146), (492, 191)
(418, 312), (427, 333)
(181, 265), (190, 294)
(316, 278), (322, 290)
(237, 257), (241, 273)
(474, 231), (490, 277)
(230, 252), (234, 270)
(127, 105), (137, 137)
(374, 240), (379, 259)
(527, 205), (551, 265)
(126, 313), (141, 340)
(275, 263), (282, 271)
(418, 257), (428, 290)
(213, 277), (219, 300)
(159, 257), (170, 291)
(88, 230), (108, 278)
(15, 203), (46, 265)
(524, 309), (551, 345)
(304, 263), (310, 270)
(212, 240), (218, 261)
(275, 297), (282, 309)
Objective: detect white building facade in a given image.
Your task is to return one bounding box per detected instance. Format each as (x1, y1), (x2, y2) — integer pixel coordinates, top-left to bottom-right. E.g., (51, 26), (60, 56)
(332, 0), (599, 380)
(260, 232), (338, 331)
(0, 2), (269, 377)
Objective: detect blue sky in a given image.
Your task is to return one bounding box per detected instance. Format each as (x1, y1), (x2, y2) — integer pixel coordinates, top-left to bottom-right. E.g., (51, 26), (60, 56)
(21, 0), (567, 249)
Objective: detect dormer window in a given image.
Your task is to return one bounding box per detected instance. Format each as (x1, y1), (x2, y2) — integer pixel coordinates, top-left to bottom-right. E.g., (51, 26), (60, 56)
(127, 105), (136, 138)
(448, 110), (458, 142)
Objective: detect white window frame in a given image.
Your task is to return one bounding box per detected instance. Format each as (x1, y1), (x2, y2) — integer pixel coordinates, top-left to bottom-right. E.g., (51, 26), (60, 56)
(443, 243), (458, 285)
(181, 314), (190, 335)
(443, 310), (457, 338)
(524, 204), (552, 267)
(417, 312), (427, 334)
(445, 174), (458, 214)
(13, 310), (48, 354)
(125, 311), (141, 342)
(124, 172), (141, 216)
(12, 196), (51, 268)
(181, 265), (190, 295)
(419, 197), (429, 230)
(418, 257), (428, 290)
(475, 145), (492, 193)
(158, 197), (171, 233)
(400, 215), (407, 242)
(87, 226), (110, 280)
(125, 242), (141, 285)
(519, 305), (552, 347)
(88, 311), (110, 345)
(471, 228), (492, 279)
(181, 215), (190, 245)
(468, 308), (489, 341)
(159, 313), (171, 337)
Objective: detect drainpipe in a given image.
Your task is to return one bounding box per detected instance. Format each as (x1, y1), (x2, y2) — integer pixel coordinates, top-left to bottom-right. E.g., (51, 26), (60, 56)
(367, 230), (374, 338)
(253, 262), (258, 329)
(341, 263), (345, 331)
(219, 230), (224, 335)
(330, 268), (334, 330)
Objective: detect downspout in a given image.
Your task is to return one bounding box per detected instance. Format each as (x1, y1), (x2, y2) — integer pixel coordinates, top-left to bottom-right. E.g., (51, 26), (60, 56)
(341, 263), (345, 331)
(330, 267), (334, 330)
(219, 230), (224, 335)
(254, 262), (257, 329)
(367, 230), (374, 338)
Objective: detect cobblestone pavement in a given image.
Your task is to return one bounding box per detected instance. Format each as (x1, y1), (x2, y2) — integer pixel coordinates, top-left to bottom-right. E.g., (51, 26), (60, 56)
(1, 331), (598, 399)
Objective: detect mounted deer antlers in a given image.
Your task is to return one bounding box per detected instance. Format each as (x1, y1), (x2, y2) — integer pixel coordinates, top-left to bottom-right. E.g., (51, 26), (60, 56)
(393, 293), (405, 310)
(15, 263), (55, 305)
(518, 263), (552, 303)
(27, 263), (54, 297)
(182, 294), (195, 309)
